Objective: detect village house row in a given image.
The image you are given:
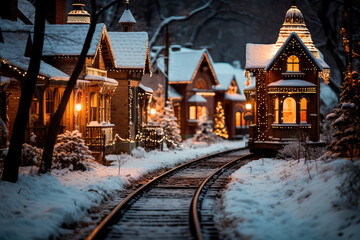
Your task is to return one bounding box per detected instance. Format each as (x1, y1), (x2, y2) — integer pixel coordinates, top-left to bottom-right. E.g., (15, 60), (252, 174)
(0, 0), (249, 154)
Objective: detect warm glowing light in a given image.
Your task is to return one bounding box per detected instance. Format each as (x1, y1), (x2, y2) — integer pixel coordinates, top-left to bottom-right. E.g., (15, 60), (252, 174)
(150, 108), (156, 115)
(246, 103), (252, 110)
(76, 103), (82, 112)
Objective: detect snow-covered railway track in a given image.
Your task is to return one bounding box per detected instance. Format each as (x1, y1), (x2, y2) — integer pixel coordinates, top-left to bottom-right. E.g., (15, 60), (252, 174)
(86, 148), (253, 240)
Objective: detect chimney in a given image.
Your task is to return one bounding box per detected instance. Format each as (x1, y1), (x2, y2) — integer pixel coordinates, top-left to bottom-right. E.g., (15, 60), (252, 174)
(46, 0), (67, 24)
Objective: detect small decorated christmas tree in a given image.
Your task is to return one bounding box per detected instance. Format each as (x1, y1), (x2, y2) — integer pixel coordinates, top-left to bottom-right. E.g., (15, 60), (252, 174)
(214, 101), (229, 139)
(193, 107), (217, 144)
(326, 71), (360, 160)
(160, 101), (182, 149)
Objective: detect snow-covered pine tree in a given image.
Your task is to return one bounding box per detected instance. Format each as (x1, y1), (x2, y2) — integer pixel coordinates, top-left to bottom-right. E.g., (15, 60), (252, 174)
(326, 71), (360, 160)
(193, 107), (217, 144)
(160, 101), (182, 149)
(214, 101), (229, 139)
(148, 84), (165, 125)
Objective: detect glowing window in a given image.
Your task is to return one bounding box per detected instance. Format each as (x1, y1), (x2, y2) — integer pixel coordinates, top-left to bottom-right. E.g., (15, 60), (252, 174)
(300, 98), (307, 123)
(90, 92), (98, 122)
(283, 97), (296, 123)
(236, 112), (241, 127)
(274, 98), (279, 123)
(189, 106), (196, 120)
(287, 55), (299, 72)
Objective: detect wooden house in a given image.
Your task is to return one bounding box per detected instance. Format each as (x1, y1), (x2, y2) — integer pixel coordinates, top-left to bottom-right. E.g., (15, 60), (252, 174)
(244, 2), (330, 151)
(0, 0), (119, 152)
(107, 2), (152, 153)
(143, 45), (219, 139)
(213, 62), (248, 139)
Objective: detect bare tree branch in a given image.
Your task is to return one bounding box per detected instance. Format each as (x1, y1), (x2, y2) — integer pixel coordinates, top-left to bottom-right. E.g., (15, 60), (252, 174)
(149, 0), (214, 48)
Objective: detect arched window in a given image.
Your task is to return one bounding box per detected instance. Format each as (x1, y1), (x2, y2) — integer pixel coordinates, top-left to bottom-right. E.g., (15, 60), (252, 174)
(287, 55), (299, 72)
(236, 112), (241, 127)
(283, 97), (296, 123)
(274, 98), (279, 123)
(53, 89), (60, 112)
(194, 78), (207, 89)
(90, 92), (98, 122)
(300, 98), (307, 123)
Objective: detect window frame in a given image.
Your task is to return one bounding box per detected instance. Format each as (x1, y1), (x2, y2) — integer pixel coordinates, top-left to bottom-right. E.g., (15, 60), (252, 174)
(287, 55), (300, 72)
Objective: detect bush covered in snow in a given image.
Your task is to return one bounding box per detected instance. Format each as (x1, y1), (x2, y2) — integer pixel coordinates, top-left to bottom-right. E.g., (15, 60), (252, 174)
(52, 131), (93, 171)
(21, 143), (42, 166)
(277, 142), (326, 161)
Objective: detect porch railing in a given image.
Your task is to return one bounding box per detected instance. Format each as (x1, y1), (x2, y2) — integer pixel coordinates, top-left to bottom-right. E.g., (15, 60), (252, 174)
(86, 124), (114, 162)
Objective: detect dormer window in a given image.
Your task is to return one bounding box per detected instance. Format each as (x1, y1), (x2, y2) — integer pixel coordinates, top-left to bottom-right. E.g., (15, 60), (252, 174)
(287, 55), (299, 72)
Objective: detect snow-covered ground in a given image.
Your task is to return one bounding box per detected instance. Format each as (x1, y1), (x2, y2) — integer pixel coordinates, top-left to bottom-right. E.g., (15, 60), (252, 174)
(0, 139), (245, 239)
(217, 158), (360, 240)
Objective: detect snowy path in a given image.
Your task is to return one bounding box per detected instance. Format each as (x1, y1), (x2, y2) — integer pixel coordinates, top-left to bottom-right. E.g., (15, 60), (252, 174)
(216, 158), (360, 240)
(0, 140), (245, 239)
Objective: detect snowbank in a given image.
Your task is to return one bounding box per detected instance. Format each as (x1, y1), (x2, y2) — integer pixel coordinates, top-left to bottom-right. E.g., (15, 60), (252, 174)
(0, 140), (245, 239)
(217, 158), (360, 240)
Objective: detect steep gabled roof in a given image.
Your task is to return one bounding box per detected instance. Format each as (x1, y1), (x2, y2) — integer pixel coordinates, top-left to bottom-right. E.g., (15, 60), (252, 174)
(158, 47), (218, 85)
(266, 32), (328, 71)
(108, 31), (151, 71)
(42, 23), (106, 57)
(119, 9), (136, 23)
(213, 63), (235, 91)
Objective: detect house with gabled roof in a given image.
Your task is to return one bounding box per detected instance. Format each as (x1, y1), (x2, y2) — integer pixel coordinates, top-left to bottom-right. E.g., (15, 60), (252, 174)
(213, 62), (248, 139)
(244, 1), (330, 152)
(0, 1), (119, 152)
(142, 45), (219, 138)
(106, 1), (152, 152)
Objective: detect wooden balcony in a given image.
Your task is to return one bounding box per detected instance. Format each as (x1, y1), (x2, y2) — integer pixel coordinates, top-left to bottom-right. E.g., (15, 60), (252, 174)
(271, 123), (311, 141)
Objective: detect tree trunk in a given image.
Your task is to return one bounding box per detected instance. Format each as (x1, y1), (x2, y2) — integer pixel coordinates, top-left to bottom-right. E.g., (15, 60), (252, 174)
(39, 16), (99, 174)
(2, 0), (46, 182)
(38, 0), (121, 173)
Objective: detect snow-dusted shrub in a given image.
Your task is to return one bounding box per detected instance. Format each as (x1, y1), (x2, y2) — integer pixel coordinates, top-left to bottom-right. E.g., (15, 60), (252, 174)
(277, 142), (304, 160)
(21, 143), (42, 166)
(338, 162), (360, 207)
(52, 131), (93, 171)
(131, 147), (147, 158)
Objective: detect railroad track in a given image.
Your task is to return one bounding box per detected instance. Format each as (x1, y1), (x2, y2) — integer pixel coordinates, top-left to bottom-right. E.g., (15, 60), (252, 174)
(86, 147), (254, 240)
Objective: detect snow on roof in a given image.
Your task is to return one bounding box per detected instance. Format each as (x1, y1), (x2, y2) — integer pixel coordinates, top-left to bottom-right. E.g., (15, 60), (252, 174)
(108, 32), (149, 69)
(315, 58), (330, 69)
(139, 83), (153, 93)
(188, 94), (207, 103)
(268, 79), (316, 87)
(0, 76), (13, 84)
(168, 85), (182, 99)
(244, 85), (256, 92)
(119, 9), (136, 23)
(42, 24), (105, 56)
(0, 28), (69, 80)
(18, 0), (35, 24)
(225, 93), (246, 101)
(84, 75), (118, 85)
(214, 63), (235, 91)
(158, 46), (218, 84)
(245, 44), (274, 69)
(266, 32), (327, 71)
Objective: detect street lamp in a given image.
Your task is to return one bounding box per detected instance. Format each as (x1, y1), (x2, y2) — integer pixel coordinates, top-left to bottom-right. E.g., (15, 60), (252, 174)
(150, 108), (156, 115)
(246, 103), (252, 110)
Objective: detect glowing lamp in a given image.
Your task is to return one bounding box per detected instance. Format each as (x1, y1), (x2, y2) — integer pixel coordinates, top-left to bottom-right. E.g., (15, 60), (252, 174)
(76, 103), (82, 112)
(150, 108), (156, 115)
(246, 103), (252, 110)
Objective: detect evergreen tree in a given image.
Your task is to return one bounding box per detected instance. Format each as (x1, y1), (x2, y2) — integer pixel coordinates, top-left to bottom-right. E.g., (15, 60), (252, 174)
(327, 71), (360, 160)
(214, 101), (229, 139)
(148, 84), (165, 125)
(193, 108), (217, 144)
(160, 101), (182, 149)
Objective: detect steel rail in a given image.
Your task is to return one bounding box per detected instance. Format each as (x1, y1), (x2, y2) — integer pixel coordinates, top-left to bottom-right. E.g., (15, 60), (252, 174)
(190, 153), (254, 240)
(86, 147), (246, 240)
